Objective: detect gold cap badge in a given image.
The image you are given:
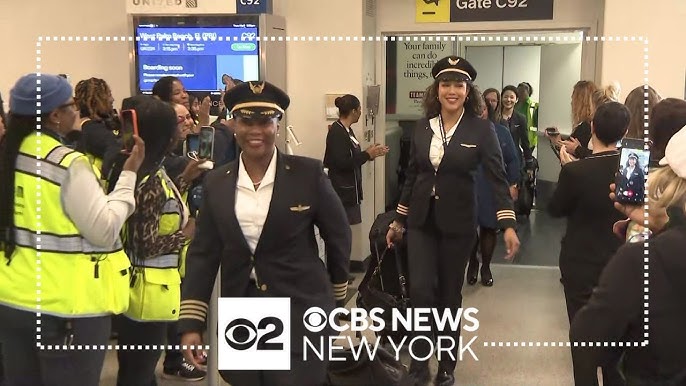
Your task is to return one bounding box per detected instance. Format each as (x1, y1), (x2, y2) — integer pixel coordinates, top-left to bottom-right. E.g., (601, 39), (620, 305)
(448, 58), (459, 65)
(249, 81), (266, 94)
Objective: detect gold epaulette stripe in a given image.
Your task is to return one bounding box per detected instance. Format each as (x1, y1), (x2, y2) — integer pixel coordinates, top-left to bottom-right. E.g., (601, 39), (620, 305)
(181, 300), (208, 310)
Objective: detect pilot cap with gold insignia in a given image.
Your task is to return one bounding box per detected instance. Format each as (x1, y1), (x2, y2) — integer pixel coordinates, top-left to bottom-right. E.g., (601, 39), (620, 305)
(223, 80), (290, 120)
(431, 56), (477, 82)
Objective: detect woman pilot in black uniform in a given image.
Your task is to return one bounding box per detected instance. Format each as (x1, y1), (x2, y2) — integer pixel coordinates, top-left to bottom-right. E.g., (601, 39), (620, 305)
(177, 81), (352, 386)
(386, 56), (521, 386)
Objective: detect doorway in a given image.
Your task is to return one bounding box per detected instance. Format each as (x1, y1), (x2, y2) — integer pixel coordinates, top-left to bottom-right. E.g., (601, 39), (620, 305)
(382, 30), (588, 267)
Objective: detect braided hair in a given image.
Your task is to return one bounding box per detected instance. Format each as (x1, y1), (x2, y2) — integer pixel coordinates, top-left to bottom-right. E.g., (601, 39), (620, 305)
(75, 78), (115, 124)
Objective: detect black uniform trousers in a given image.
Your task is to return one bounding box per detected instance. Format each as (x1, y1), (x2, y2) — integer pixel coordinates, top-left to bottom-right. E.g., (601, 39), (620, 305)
(561, 259), (623, 386)
(115, 315), (166, 386)
(0, 304), (110, 386)
(406, 199), (476, 374)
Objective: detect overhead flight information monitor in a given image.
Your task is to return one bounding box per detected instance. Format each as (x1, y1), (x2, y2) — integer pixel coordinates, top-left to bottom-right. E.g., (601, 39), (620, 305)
(132, 15), (261, 94)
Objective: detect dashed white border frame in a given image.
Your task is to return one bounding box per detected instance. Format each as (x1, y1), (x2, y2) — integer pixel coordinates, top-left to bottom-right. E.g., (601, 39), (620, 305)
(34, 34), (649, 351)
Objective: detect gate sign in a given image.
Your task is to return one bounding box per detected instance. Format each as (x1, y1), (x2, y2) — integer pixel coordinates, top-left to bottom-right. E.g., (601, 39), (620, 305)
(416, 0), (554, 23)
(236, 0), (272, 14)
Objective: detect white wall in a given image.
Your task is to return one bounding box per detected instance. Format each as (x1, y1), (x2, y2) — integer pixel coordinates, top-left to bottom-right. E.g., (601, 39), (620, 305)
(0, 1), (130, 111)
(465, 46), (504, 93)
(275, 0), (375, 263)
(539, 43), (582, 137)
(273, 0), (365, 160)
(503, 46), (541, 102)
(601, 0), (686, 99)
(538, 43), (582, 182)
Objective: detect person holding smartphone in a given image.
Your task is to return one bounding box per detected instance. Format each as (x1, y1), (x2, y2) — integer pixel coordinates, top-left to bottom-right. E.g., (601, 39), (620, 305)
(548, 101), (631, 386)
(386, 56), (520, 386)
(106, 95), (205, 386)
(571, 126), (686, 385)
(0, 73), (145, 386)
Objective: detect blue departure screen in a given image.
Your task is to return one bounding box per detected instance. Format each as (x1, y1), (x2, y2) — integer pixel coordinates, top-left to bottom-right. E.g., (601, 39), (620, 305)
(135, 25), (260, 92)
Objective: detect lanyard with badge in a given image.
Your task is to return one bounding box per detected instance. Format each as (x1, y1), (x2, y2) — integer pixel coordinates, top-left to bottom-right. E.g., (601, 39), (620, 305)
(437, 114), (449, 149)
(340, 121), (360, 147)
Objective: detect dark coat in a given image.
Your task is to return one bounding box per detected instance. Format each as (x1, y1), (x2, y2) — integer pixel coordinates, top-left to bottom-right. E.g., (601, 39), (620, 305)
(395, 114), (516, 233)
(570, 207), (686, 384)
(501, 111), (532, 162)
(548, 150), (625, 266)
(323, 120), (370, 207)
(570, 121), (593, 159)
(476, 121), (521, 229)
(177, 151), (351, 386)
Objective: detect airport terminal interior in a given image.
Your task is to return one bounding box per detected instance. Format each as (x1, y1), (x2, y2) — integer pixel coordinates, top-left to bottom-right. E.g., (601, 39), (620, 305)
(1, 0), (685, 385)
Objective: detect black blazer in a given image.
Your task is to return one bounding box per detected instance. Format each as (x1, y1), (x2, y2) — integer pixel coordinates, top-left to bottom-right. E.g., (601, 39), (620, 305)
(395, 114), (516, 233)
(570, 121), (593, 159)
(323, 120), (370, 206)
(501, 111), (532, 161)
(548, 151), (625, 265)
(620, 166), (645, 197)
(178, 151), (351, 335)
(570, 207), (686, 382)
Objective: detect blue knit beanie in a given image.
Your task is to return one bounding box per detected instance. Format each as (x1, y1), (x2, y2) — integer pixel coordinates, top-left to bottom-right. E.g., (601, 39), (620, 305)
(9, 73), (73, 116)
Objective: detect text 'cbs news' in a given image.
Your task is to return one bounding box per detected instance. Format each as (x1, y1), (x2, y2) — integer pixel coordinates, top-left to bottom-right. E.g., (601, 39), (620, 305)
(218, 298), (480, 371)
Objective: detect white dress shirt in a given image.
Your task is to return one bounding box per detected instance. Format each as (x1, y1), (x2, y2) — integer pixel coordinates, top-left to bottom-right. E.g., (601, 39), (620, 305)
(235, 150), (278, 280)
(428, 110), (464, 170)
(428, 110), (464, 194)
(61, 158), (136, 248)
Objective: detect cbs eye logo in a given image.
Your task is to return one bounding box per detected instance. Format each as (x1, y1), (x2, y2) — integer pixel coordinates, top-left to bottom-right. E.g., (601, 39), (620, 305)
(303, 307), (329, 332)
(224, 317), (284, 350)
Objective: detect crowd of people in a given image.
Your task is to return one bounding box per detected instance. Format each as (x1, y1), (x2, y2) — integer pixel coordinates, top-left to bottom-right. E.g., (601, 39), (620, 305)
(0, 53), (684, 386)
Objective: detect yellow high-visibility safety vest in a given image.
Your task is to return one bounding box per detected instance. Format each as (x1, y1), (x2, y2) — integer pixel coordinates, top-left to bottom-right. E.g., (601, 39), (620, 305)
(0, 132), (131, 317)
(123, 167), (189, 322)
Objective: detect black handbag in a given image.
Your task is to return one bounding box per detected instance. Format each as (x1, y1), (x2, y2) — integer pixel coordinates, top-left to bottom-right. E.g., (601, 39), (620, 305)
(357, 211), (410, 316)
(326, 338), (414, 386)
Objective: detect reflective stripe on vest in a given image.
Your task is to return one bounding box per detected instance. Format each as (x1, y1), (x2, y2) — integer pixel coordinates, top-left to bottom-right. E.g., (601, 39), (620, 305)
(13, 227), (123, 255)
(136, 253), (180, 269)
(15, 153), (69, 186)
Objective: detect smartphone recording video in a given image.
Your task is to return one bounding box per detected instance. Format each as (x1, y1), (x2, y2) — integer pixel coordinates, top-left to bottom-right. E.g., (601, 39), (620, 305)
(120, 109), (138, 154)
(184, 134), (200, 156)
(198, 126), (215, 160)
(615, 138), (649, 205)
(545, 127), (560, 136)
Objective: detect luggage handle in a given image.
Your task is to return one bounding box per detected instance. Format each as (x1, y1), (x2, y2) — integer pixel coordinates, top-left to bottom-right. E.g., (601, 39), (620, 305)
(371, 230), (410, 302)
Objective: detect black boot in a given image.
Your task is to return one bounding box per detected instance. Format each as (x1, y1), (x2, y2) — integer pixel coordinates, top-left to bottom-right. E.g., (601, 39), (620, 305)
(435, 361), (455, 386)
(480, 264), (493, 287)
(408, 359), (430, 386)
(479, 229), (495, 287)
(466, 242), (479, 285)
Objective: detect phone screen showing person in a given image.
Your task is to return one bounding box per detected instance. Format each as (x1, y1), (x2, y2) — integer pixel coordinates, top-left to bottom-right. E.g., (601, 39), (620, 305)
(615, 138), (649, 205)
(120, 109), (138, 153)
(198, 126), (215, 160)
(184, 134), (200, 155)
